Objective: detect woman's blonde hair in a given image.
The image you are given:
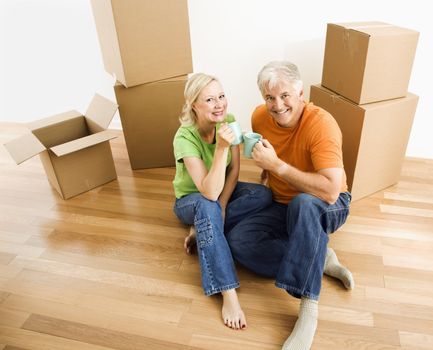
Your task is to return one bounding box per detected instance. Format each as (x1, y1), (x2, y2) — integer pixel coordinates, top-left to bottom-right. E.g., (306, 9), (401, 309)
(179, 73), (219, 125)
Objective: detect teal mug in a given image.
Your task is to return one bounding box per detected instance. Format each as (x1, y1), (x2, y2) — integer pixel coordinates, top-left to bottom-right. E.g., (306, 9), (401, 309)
(243, 132), (262, 158)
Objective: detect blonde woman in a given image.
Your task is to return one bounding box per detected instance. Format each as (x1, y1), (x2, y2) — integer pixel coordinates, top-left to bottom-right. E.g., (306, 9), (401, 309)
(172, 73), (272, 330)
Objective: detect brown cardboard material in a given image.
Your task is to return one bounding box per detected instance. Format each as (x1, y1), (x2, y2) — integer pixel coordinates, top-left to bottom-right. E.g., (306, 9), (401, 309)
(114, 76), (187, 170)
(90, 0), (193, 88)
(4, 94), (119, 199)
(322, 21), (419, 104)
(310, 84), (418, 201)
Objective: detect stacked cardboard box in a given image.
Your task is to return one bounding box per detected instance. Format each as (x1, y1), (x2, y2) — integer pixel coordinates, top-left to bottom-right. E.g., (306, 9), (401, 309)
(310, 22), (419, 201)
(91, 0), (192, 169)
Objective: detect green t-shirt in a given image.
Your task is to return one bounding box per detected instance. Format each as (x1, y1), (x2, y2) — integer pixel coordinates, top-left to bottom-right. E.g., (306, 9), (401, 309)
(173, 114), (236, 199)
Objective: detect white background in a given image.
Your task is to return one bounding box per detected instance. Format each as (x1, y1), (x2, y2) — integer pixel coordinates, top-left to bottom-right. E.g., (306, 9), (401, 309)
(1, 0), (432, 159)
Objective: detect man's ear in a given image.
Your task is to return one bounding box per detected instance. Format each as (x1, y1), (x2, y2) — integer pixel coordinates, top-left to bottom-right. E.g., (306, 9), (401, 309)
(299, 88), (304, 99)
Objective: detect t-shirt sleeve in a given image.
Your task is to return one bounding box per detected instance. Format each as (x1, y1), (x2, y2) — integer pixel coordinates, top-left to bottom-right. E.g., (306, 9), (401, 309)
(225, 113), (235, 123)
(173, 130), (202, 163)
(251, 105), (265, 133)
(310, 116), (344, 170)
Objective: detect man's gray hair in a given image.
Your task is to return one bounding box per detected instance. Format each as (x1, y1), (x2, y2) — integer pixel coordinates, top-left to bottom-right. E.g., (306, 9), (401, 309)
(257, 61), (303, 96)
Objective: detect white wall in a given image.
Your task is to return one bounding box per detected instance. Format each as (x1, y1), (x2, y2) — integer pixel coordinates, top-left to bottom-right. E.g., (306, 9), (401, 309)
(1, 0), (432, 159)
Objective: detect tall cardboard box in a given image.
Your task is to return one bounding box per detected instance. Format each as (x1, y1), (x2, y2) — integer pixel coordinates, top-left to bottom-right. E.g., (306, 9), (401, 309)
(114, 76), (187, 169)
(310, 85), (418, 201)
(4, 94), (119, 199)
(90, 0), (193, 88)
(322, 21), (419, 104)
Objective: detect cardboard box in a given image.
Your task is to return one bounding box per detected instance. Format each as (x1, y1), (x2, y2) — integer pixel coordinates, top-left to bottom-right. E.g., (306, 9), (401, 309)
(4, 94), (119, 199)
(321, 21), (419, 104)
(114, 76), (187, 169)
(310, 84), (418, 201)
(90, 0), (193, 88)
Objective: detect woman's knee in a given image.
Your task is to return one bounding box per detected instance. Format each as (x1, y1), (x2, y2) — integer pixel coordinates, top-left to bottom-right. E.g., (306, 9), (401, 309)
(194, 195), (221, 213)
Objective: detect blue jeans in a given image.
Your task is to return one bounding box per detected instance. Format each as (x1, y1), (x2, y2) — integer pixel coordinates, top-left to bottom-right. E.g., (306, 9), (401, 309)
(227, 192), (351, 300)
(173, 182), (273, 295)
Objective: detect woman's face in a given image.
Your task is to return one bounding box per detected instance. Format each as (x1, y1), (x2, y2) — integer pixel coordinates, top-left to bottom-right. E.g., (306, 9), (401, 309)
(193, 80), (227, 124)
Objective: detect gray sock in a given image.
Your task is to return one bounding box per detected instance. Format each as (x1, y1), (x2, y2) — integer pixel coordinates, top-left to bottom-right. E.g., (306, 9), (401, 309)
(324, 247), (355, 290)
(282, 297), (318, 350)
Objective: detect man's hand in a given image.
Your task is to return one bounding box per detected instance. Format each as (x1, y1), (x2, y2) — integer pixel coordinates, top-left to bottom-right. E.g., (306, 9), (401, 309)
(251, 139), (282, 172)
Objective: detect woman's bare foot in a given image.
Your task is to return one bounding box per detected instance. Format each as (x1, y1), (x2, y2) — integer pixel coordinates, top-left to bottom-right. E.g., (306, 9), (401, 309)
(184, 226), (196, 254)
(221, 289), (247, 330)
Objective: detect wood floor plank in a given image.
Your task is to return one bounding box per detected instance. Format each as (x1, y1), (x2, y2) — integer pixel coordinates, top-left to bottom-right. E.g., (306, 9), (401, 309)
(9, 256), (178, 296)
(374, 313), (433, 336)
(399, 331), (433, 349)
(2, 292), (194, 345)
(21, 314), (194, 350)
(0, 326), (116, 350)
(0, 307), (30, 328)
(0, 253), (16, 266)
(3, 345), (31, 350)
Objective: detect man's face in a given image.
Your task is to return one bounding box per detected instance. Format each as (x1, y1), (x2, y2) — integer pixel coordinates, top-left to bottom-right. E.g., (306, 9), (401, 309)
(263, 81), (304, 128)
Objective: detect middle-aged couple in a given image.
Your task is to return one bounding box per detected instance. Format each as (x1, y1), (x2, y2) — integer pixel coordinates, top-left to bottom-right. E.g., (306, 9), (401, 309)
(171, 61), (354, 350)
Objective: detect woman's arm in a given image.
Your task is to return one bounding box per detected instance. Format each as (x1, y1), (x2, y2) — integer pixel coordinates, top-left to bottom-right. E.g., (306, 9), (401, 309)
(183, 124), (234, 201)
(253, 139), (343, 204)
(218, 144), (240, 215)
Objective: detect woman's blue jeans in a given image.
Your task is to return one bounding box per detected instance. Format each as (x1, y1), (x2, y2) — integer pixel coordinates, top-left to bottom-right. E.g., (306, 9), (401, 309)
(173, 182), (273, 296)
(226, 192), (351, 300)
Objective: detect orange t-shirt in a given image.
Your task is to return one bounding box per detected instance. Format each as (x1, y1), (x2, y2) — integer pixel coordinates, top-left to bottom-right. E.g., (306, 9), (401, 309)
(252, 102), (348, 204)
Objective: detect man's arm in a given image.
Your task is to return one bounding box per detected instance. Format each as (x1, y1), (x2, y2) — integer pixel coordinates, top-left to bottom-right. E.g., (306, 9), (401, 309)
(252, 139), (342, 204)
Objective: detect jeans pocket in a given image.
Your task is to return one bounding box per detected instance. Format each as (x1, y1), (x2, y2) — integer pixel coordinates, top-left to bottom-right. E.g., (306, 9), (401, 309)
(195, 217), (214, 248)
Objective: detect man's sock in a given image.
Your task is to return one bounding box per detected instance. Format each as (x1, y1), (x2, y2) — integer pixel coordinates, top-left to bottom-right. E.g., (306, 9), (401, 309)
(324, 247), (355, 290)
(282, 297), (318, 350)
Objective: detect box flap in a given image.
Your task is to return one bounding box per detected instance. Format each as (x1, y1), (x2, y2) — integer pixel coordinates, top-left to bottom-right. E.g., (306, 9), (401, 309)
(333, 21), (418, 37)
(85, 93), (118, 133)
(27, 110), (82, 131)
(3, 133), (47, 164)
(50, 130), (118, 157)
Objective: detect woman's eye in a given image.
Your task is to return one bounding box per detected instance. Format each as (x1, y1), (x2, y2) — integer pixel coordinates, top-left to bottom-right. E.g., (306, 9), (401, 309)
(206, 98), (214, 103)
(219, 94), (225, 99)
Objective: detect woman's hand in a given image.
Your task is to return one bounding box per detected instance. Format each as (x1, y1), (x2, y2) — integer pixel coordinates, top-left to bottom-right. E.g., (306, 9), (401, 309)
(216, 123), (235, 148)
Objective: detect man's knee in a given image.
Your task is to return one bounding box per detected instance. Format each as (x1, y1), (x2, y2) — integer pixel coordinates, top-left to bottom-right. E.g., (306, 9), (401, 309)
(253, 184), (273, 202)
(289, 193), (322, 210)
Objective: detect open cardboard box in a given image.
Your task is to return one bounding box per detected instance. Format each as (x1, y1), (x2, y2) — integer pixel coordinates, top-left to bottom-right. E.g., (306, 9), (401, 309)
(4, 94), (119, 199)
(310, 84), (418, 201)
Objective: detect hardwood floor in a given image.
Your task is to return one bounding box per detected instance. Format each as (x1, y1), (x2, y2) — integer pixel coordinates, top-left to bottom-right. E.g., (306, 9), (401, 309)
(1, 123), (433, 350)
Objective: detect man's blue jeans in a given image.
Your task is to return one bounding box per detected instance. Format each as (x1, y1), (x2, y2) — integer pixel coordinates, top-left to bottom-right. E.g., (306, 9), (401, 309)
(227, 192), (351, 300)
(173, 182), (273, 296)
